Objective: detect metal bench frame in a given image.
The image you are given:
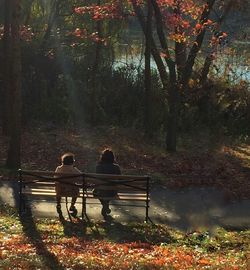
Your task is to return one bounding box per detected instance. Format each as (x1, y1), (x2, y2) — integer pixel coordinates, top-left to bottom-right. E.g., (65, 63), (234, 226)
(18, 169), (151, 222)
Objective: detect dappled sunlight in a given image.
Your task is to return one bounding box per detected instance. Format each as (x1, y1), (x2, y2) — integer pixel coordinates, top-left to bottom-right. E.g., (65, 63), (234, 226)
(0, 0), (249, 267)
(0, 202), (249, 269)
(231, 144), (250, 166)
(0, 183), (17, 206)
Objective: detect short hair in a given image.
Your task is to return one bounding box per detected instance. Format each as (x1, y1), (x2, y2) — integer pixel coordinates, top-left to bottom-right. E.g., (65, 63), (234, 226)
(61, 153), (75, 165)
(100, 149), (115, 163)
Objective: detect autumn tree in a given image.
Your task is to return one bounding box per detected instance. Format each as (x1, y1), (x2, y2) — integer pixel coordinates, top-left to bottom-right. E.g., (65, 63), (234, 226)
(75, 0), (243, 151)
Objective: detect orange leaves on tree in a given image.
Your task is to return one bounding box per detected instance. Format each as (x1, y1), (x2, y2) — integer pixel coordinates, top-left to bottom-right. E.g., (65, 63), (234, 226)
(195, 23), (202, 31)
(170, 32), (187, 43)
(74, 0), (220, 48)
(210, 31), (228, 47)
(71, 28), (108, 45)
(75, 1), (123, 21)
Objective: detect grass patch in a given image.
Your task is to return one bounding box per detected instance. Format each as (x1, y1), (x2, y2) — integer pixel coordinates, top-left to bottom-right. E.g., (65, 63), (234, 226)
(0, 203), (249, 269)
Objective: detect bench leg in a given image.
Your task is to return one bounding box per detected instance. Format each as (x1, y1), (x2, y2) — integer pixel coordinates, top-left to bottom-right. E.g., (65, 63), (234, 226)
(19, 194), (26, 216)
(81, 196), (86, 220)
(145, 205), (149, 223)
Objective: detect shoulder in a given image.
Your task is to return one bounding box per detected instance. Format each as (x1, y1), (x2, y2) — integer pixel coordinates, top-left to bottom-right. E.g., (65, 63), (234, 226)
(55, 165), (63, 172)
(113, 163), (120, 169)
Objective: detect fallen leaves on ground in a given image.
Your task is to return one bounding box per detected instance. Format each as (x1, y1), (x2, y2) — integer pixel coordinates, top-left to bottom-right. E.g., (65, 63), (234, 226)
(0, 126), (249, 199)
(0, 204), (249, 270)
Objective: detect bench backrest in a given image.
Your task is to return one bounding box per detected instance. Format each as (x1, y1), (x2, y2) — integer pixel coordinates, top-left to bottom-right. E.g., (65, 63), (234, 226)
(19, 170), (83, 182)
(84, 172), (149, 192)
(19, 170), (150, 193)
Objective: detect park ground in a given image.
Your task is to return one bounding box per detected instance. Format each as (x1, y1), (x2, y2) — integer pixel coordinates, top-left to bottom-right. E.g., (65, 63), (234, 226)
(0, 125), (250, 269)
(1, 125), (249, 200)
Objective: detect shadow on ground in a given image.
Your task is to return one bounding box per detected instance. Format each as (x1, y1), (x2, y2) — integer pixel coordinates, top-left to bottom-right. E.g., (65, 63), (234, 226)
(0, 180), (249, 233)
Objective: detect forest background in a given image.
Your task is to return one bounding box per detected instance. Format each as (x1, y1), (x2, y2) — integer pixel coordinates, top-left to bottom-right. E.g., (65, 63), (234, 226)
(0, 2), (250, 269)
(0, 0), (249, 186)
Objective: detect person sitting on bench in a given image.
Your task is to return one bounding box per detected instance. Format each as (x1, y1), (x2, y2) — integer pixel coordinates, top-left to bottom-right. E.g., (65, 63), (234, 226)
(93, 149), (121, 219)
(55, 152), (82, 217)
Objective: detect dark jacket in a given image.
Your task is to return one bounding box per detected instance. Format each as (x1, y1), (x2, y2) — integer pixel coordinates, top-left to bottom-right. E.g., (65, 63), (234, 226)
(96, 162), (121, 175)
(93, 162), (121, 198)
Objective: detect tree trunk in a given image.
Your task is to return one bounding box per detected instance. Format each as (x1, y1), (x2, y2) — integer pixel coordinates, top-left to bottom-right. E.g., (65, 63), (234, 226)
(90, 0), (102, 125)
(144, 0), (152, 137)
(131, 0), (168, 89)
(2, 0), (12, 135)
(41, 0), (60, 49)
(166, 66), (180, 152)
(151, 0), (180, 151)
(133, 0), (180, 151)
(200, 54), (213, 84)
(6, 0), (22, 169)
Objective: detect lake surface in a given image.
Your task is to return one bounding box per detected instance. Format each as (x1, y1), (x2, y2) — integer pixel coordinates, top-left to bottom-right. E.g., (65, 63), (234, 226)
(114, 42), (250, 83)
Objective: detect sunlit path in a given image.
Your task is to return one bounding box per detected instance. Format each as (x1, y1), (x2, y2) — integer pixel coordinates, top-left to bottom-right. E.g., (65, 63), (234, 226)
(1, 180), (249, 231)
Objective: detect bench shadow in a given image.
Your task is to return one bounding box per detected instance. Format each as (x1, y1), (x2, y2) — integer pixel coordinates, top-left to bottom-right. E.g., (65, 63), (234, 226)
(9, 184), (65, 270)
(57, 214), (88, 237)
(95, 219), (176, 244)
(19, 207), (65, 270)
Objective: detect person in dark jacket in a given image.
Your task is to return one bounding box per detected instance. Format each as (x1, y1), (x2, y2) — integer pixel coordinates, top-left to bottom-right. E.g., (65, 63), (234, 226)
(94, 149), (121, 218)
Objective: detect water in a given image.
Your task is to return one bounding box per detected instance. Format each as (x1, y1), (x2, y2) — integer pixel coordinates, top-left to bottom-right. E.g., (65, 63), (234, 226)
(114, 43), (250, 83)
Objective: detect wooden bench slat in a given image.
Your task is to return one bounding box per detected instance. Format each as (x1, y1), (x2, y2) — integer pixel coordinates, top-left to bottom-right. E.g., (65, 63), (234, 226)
(23, 189), (148, 197)
(22, 189), (149, 201)
(23, 184), (147, 192)
(23, 193), (148, 201)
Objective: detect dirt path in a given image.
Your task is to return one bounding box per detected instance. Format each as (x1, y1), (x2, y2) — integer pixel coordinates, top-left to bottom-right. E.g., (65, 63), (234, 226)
(0, 180), (249, 231)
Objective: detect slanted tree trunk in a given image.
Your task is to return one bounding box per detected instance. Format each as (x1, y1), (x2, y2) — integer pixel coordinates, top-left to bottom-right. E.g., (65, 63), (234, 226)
(181, 0), (216, 87)
(6, 0), (22, 169)
(200, 0), (234, 84)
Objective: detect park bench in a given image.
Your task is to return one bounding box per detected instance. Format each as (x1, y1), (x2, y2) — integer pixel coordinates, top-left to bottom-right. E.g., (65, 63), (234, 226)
(18, 169), (151, 222)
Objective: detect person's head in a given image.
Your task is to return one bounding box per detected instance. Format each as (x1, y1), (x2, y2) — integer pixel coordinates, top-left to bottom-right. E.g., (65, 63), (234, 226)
(100, 149), (115, 164)
(61, 152), (75, 165)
